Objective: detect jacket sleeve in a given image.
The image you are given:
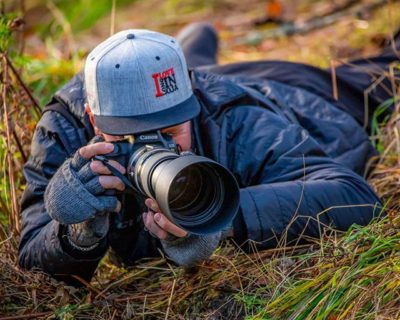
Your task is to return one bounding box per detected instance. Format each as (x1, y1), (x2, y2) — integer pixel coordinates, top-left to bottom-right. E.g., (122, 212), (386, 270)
(223, 105), (382, 248)
(18, 110), (107, 286)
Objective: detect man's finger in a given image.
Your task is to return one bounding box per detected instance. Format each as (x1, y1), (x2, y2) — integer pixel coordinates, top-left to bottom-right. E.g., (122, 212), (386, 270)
(154, 213), (188, 238)
(98, 197), (122, 213)
(79, 142), (114, 160)
(90, 159), (126, 175)
(115, 200), (122, 213)
(99, 175), (125, 191)
(143, 211), (168, 240)
(145, 198), (160, 212)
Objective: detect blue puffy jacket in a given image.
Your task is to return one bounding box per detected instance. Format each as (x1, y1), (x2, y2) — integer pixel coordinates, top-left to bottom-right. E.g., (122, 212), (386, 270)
(19, 62), (383, 285)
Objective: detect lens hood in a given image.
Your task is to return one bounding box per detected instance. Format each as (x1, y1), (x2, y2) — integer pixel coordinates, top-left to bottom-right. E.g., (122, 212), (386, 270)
(152, 155), (240, 235)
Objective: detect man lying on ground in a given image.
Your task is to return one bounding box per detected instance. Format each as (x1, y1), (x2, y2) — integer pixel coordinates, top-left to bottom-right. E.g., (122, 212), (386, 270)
(19, 23), (399, 285)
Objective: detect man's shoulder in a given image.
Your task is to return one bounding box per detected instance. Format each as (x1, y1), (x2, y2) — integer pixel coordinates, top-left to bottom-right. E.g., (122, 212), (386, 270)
(190, 70), (248, 111)
(52, 71), (87, 123)
(32, 72), (92, 156)
(193, 60), (324, 83)
(190, 68), (292, 125)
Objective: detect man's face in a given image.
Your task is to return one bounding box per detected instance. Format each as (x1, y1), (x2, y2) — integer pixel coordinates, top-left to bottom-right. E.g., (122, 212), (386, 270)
(85, 104), (192, 151)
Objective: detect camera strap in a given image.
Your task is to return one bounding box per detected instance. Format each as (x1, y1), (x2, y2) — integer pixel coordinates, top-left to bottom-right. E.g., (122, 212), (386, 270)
(93, 155), (139, 193)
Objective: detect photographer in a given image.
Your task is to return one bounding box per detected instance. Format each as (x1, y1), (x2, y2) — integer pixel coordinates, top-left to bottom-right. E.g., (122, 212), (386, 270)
(19, 23), (398, 285)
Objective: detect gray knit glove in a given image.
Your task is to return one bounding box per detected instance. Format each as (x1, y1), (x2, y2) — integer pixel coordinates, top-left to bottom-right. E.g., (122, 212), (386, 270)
(44, 143), (118, 225)
(161, 232), (221, 267)
(44, 138), (118, 248)
(66, 212), (109, 248)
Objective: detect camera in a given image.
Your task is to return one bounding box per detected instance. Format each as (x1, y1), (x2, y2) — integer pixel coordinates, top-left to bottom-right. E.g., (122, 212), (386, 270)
(102, 131), (239, 235)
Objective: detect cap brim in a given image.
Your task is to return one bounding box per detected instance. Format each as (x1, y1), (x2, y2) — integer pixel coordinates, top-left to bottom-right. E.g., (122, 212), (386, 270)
(94, 94), (201, 135)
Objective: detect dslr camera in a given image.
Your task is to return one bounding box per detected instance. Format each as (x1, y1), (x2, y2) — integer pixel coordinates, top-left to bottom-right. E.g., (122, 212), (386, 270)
(99, 130), (239, 235)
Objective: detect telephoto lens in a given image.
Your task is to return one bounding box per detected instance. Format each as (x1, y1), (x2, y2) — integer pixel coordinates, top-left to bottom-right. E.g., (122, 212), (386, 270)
(119, 132), (240, 235)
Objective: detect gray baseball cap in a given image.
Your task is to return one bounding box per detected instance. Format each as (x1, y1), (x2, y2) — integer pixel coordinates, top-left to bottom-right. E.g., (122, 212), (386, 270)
(84, 29), (201, 135)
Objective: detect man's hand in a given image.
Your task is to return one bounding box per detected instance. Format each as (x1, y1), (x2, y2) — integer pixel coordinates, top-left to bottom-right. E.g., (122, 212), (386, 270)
(80, 141), (126, 213)
(45, 136), (130, 250)
(143, 198), (188, 240)
(143, 198), (222, 267)
(45, 137), (125, 226)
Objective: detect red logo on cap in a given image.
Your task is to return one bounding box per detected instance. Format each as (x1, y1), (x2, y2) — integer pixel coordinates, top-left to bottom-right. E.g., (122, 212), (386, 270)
(152, 67), (179, 97)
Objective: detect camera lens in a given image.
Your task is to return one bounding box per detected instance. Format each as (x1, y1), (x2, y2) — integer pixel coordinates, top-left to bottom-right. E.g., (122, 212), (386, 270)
(169, 164), (216, 216)
(129, 148), (239, 234)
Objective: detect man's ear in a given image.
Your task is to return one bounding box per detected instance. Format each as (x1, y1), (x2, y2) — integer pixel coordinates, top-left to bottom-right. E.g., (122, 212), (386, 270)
(84, 103), (95, 125)
(85, 103), (101, 135)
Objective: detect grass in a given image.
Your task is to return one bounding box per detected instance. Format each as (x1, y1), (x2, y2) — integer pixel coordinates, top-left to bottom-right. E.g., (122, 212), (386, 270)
(255, 217), (400, 319)
(1, 0), (400, 319)
(0, 213), (399, 318)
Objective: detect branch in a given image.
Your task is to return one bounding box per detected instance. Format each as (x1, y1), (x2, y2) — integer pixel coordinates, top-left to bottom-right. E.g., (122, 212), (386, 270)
(2, 54), (20, 234)
(4, 54), (41, 116)
(241, 0), (391, 45)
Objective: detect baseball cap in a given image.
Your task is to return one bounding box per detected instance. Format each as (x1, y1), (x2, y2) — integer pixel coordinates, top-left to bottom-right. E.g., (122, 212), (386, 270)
(84, 29), (201, 135)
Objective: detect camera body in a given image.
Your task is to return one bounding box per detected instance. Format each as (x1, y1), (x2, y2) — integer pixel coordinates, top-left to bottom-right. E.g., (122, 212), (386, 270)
(103, 130), (240, 235)
(105, 131), (177, 169)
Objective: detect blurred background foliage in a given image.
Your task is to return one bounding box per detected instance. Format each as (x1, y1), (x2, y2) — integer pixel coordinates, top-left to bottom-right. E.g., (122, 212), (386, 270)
(3, 0), (400, 106)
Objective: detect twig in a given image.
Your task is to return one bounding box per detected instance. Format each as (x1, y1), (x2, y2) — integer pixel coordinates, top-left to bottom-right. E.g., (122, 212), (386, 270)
(165, 278), (176, 320)
(0, 189), (11, 220)
(12, 129), (27, 163)
(331, 59), (339, 101)
(142, 294), (147, 320)
(4, 54), (41, 116)
(241, 0), (389, 45)
(18, 0), (26, 56)
(0, 312), (52, 320)
(70, 274), (106, 298)
(46, 0), (75, 55)
(2, 54), (20, 234)
(387, 0), (400, 60)
(110, 0), (116, 36)
(115, 291), (169, 302)
(364, 73), (386, 129)
(110, 309), (118, 320)
(8, 84), (28, 163)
